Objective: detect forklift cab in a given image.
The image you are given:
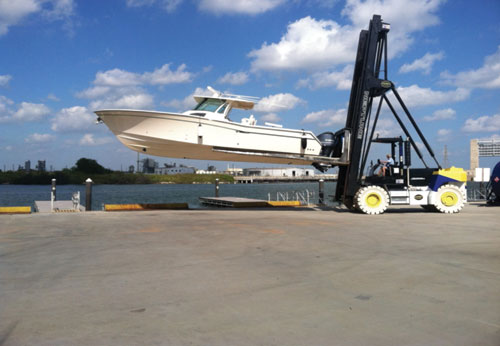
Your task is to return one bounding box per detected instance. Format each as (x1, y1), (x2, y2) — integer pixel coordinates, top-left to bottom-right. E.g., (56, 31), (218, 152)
(365, 136), (437, 188)
(366, 136), (409, 182)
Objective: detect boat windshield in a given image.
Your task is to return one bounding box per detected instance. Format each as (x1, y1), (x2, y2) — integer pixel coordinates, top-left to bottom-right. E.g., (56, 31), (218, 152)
(194, 98), (225, 112)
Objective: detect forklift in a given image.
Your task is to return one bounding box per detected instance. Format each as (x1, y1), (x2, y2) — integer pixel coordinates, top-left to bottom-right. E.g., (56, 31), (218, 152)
(314, 15), (467, 214)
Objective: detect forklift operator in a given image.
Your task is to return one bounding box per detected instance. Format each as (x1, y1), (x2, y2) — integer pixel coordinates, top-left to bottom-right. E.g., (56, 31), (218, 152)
(379, 154), (394, 176)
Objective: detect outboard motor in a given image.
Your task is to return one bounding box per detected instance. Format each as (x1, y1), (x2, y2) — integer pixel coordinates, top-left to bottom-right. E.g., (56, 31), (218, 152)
(317, 132), (336, 157)
(487, 161), (500, 204)
(313, 129), (348, 172)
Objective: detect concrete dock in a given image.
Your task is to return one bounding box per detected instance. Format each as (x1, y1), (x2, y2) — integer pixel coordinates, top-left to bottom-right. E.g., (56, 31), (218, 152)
(0, 204), (499, 345)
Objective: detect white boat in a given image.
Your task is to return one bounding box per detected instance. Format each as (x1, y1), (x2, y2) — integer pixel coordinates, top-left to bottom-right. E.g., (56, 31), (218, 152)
(95, 88), (349, 167)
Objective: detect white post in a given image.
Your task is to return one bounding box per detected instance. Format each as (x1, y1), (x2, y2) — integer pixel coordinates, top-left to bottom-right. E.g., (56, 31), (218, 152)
(85, 178), (93, 211)
(50, 188), (54, 212)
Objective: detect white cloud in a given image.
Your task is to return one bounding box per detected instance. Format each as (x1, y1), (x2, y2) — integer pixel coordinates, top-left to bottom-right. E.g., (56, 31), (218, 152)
(297, 65), (353, 90)
(126, 0), (156, 6)
(51, 106), (95, 132)
(441, 46), (500, 89)
(126, 0), (182, 12)
(415, 141), (425, 150)
(25, 132), (55, 143)
(423, 108), (456, 121)
(0, 74), (12, 87)
(0, 0), (75, 36)
(78, 64), (193, 111)
(249, 0), (445, 72)
(217, 71), (249, 85)
(342, 0), (443, 55)
(302, 108), (346, 127)
(202, 65), (213, 73)
(254, 93), (304, 113)
(399, 51), (444, 74)
(480, 134), (500, 141)
(42, 0), (74, 21)
(143, 64), (192, 85)
(79, 133), (113, 146)
(162, 87), (209, 111)
(0, 95), (14, 114)
(92, 64), (193, 87)
(90, 92), (154, 110)
(249, 16), (358, 71)
(198, 0), (284, 15)
(394, 85), (470, 108)
(0, 98), (50, 123)
(94, 68), (142, 86)
(260, 113), (281, 123)
(77, 86), (111, 99)
(342, 0), (443, 29)
(47, 93), (59, 101)
(462, 114), (500, 133)
(436, 128), (452, 142)
(127, 0), (286, 14)
(13, 102), (50, 121)
(0, 0), (40, 35)
(371, 118), (402, 138)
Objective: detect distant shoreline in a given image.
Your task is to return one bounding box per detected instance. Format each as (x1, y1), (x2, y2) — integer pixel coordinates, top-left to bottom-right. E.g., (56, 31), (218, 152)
(0, 171), (234, 185)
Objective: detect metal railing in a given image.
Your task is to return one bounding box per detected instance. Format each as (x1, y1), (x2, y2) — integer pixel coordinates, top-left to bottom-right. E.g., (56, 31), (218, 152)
(467, 182), (489, 201)
(268, 189), (315, 205)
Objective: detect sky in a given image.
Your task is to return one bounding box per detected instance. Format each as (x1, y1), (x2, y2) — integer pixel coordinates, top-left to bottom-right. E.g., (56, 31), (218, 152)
(1, 0), (499, 172)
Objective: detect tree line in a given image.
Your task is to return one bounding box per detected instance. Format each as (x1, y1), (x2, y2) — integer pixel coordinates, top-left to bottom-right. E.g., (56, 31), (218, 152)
(0, 158), (233, 185)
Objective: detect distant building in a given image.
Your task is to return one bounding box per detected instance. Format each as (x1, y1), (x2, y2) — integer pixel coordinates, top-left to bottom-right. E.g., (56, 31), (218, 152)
(242, 167), (315, 177)
(224, 167), (243, 176)
(25, 160), (31, 172)
(36, 160), (46, 172)
(128, 165), (135, 173)
(141, 158), (158, 174)
(155, 163), (196, 175)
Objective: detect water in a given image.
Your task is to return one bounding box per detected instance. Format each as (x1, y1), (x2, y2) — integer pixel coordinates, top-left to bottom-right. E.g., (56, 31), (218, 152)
(2, 181), (488, 210)
(0, 182), (338, 210)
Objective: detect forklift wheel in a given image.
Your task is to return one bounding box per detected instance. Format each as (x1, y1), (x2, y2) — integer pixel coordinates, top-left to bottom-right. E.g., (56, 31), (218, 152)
(434, 184), (465, 213)
(355, 186), (389, 215)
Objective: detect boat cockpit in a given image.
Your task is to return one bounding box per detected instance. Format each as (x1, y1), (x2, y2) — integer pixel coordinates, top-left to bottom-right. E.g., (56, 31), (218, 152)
(183, 96), (259, 125)
(183, 98), (230, 121)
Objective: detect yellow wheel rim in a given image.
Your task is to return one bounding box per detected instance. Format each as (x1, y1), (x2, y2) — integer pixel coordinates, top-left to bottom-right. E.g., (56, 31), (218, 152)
(365, 193), (382, 208)
(441, 191), (458, 206)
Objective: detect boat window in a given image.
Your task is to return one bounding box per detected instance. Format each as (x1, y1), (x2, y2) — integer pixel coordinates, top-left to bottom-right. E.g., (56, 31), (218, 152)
(217, 104), (227, 114)
(194, 98), (225, 112)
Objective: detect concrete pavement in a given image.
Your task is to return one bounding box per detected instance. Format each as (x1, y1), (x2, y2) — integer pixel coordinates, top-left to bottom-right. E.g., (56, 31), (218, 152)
(1, 204), (499, 345)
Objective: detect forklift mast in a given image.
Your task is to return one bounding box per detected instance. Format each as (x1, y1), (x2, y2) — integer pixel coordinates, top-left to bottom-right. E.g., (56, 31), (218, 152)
(335, 15), (441, 208)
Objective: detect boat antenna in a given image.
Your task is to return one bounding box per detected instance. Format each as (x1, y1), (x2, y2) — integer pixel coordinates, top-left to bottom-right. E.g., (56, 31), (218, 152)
(207, 86), (222, 97)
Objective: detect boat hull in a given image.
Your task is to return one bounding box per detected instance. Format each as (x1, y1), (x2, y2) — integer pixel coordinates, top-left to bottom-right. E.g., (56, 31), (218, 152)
(96, 110), (325, 165)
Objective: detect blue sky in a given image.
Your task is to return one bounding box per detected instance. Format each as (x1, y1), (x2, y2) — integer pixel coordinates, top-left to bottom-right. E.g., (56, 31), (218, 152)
(1, 0), (499, 171)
